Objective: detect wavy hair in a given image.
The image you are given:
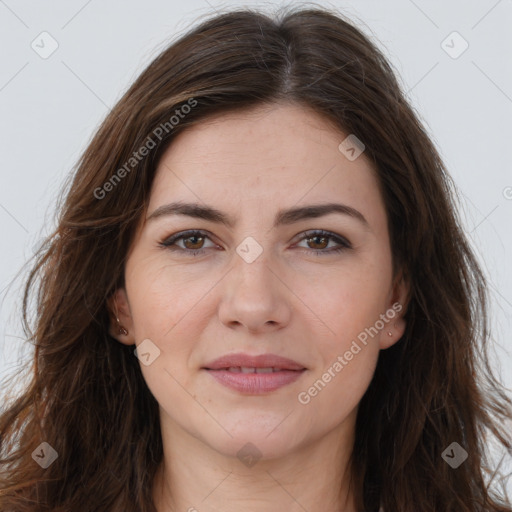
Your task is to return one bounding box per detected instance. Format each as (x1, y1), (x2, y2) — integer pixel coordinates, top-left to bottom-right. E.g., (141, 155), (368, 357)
(1, 5), (511, 511)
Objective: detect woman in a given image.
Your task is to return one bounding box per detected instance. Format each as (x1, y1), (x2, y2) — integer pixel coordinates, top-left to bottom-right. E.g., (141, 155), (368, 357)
(0, 5), (510, 512)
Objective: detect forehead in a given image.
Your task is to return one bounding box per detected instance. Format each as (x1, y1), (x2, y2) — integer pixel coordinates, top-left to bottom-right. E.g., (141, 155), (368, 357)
(149, 103), (386, 232)
(156, 103), (347, 175)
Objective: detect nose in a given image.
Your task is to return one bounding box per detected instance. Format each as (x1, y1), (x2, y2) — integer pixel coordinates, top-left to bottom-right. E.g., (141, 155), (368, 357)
(218, 252), (292, 334)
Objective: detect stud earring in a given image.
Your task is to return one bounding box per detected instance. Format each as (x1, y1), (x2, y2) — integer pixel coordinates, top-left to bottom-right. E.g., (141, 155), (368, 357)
(116, 317), (128, 336)
(113, 302), (128, 336)
(387, 331), (393, 337)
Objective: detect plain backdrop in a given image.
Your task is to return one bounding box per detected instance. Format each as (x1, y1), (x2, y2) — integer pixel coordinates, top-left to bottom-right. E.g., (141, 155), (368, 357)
(0, 0), (511, 487)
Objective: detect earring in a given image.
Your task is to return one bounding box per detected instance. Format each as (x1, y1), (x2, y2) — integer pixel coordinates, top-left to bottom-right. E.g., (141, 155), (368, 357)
(116, 316), (128, 336)
(387, 331), (393, 337)
(113, 301), (128, 336)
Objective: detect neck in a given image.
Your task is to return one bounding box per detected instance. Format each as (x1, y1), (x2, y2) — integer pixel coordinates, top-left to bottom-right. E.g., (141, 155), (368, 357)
(152, 409), (358, 512)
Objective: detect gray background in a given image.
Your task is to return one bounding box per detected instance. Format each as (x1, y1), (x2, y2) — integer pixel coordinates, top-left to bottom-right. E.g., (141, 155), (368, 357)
(0, 0), (511, 487)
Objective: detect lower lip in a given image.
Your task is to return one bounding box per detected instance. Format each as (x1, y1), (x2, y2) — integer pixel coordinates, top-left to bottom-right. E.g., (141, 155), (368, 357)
(204, 369), (306, 394)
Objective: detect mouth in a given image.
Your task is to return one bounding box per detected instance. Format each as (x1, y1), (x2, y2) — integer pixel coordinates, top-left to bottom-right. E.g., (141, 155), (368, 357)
(213, 366), (297, 373)
(202, 353), (307, 394)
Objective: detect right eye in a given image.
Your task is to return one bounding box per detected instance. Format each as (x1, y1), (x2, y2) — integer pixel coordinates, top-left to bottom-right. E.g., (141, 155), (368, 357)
(160, 230), (218, 256)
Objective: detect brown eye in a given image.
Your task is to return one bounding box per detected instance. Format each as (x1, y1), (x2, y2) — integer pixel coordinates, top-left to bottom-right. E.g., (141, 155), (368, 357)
(182, 234), (205, 250)
(160, 230), (217, 255)
(306, 234), (329, 250)
(295, 230), (351, 255)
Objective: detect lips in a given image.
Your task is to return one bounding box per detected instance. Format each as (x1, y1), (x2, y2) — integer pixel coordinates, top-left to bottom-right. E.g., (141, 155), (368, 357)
(203, 353), (306, 371)
(202, 353), (306, 394)
(223, 367), (286, 373)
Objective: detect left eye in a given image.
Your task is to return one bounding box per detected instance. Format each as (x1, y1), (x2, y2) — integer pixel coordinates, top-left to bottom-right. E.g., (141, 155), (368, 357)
(160, 229), (351, 256)
(296, 230), (350, 253)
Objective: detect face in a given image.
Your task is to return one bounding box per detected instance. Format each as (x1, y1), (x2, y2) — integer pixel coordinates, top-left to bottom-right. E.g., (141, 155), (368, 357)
(109, 102), (407, 460)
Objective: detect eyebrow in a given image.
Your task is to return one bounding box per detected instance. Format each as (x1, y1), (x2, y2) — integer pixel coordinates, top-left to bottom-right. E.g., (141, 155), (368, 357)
(147, 201), (370, 230)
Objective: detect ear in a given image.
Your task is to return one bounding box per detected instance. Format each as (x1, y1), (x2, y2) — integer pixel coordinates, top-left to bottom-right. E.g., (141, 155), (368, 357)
(106, 288), (136, 346)
(379, 270), (409, 350)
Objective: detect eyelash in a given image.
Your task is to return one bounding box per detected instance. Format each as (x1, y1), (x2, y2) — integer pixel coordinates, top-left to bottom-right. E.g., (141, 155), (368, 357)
(159, 229), (351, 257)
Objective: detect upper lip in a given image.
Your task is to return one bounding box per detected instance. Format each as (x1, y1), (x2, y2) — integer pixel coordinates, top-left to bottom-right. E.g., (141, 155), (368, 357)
(203, 353), (306, 371)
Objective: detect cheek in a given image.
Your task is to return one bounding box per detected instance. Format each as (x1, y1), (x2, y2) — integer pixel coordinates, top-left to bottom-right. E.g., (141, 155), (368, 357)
(297, 271), (384, 417)
(125, 261), (206, 411)
(296, 344), (379, 433)
(120, 266), (195, 403)
(126, 253), (213, 338)
(297, 257), (391, 342)
(295, 258), (389, 401)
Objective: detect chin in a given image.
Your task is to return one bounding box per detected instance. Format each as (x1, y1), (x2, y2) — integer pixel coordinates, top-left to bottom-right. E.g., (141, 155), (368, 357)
(197, 413), (308, 462)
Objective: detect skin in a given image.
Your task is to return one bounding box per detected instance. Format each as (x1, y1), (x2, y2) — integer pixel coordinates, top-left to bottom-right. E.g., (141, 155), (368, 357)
(108, 102), (408, 512)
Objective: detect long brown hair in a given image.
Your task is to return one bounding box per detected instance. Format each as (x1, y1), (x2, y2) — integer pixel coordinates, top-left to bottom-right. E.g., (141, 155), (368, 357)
(1, 5), (511, 511)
